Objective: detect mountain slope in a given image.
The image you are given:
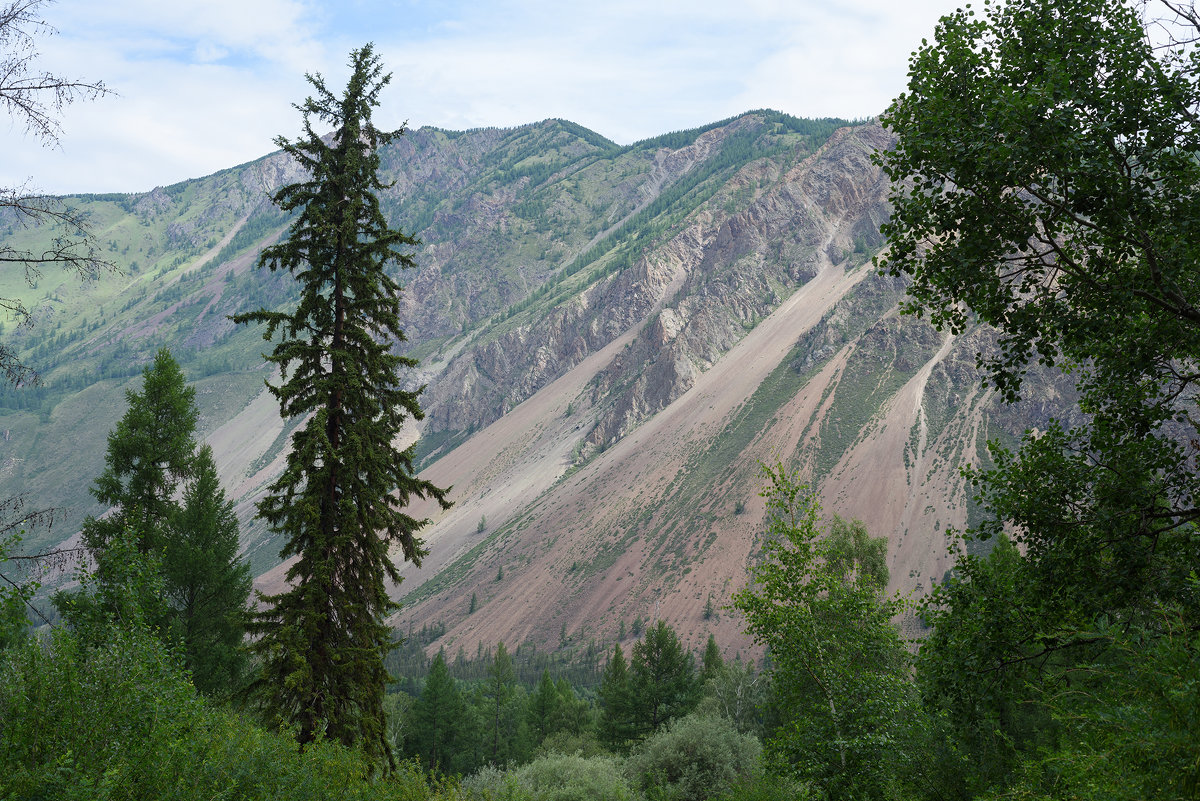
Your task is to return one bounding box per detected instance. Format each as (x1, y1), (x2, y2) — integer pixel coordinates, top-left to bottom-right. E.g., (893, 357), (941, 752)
(0, 112), (1076, 657)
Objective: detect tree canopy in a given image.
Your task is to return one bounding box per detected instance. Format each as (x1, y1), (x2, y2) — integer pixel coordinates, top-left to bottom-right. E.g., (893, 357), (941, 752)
(69, 349), (249, 693)
(878, 0), (1200, 795)
(734, 463), (913, 800)
(164, 445), (252, 696)
(82, 349), (198, 556)
(629, 620), (701, 741)
(878, 0), (1200, 633)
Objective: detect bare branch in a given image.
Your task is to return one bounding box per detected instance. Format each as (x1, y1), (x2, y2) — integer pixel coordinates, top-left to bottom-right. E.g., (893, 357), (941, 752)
(0, 0), (110, 146)
(0, 1), (116, 385)
(0, 493), (55, 536)
(0, 570), (50, 625)
(0, 493), (70, 627)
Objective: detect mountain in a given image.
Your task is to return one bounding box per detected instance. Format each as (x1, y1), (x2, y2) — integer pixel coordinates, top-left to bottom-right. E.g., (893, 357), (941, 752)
(0, 111), (1076, 655)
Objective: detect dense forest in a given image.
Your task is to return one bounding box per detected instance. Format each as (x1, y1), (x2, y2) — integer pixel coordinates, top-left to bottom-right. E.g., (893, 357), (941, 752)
(3, 0), (1200, 799)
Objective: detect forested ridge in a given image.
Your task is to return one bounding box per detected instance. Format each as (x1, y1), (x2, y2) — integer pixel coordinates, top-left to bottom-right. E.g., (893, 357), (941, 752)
(3, 0), (1200, 799)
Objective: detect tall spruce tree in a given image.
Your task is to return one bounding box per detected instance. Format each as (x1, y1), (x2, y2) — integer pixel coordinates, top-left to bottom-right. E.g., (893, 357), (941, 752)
(232, 44), (450, 761)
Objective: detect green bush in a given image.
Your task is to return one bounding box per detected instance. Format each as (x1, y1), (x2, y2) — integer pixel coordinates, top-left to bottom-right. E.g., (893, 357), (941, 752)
(515, 753), (637, 801)
(625, 713), (761, 801)
(710, 774), (813, 801)
(463, 753), (636, 801)
(460, 764), (511, 799)
(0, 625), (460, 800)
(533, 730), (609, 760)
(0, 625), (201, 799)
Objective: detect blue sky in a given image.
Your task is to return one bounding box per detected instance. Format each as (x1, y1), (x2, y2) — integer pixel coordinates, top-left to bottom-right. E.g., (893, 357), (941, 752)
(0, 0), (964, 194)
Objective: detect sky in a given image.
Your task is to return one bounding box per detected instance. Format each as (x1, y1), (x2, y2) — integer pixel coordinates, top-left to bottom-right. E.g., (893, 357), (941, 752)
(0, 0), (965, 195)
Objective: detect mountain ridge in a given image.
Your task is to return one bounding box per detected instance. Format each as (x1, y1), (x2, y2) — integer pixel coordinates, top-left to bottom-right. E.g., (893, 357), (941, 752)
(0, 110), (1074, 656)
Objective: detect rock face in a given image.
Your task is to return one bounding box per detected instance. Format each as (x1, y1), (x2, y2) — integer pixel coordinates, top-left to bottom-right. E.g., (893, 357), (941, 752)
(3, 112), (1079, 658)
(417, 121), (894, 449)
(583, 124), (893, 450)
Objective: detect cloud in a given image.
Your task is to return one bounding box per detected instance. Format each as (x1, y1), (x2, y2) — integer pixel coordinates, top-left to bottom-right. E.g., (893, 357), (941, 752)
(46, 0), (325, 71)
(0, 0), (964, 194)
(0, 0), (325, 192)
(365, 0), (963, 139)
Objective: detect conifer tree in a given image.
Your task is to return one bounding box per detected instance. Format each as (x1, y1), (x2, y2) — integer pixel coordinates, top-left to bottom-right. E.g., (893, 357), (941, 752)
(629, 620), (700, 739)
(551, 676), (590, 736)
(407, 650), (463, 772)
(598, 643), (635, 750)
(483, 641), (522, 764)
(232, 44), (450, 760)
(701, 633), (723, 684)
(82, 348), (198, 556)
(526, 668), (561, 747)
(164, 445), (251, 695)
(73, 349), (249, 692)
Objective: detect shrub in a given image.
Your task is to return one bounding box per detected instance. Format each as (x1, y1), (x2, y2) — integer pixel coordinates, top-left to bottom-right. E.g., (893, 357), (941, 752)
(0, 625), (202, 799)
(534, 730), (609, 760)
(461, 764), (512, 799)
(626, 712), (762, 801)
(463, 753), (636, 801)
(0, 625), (462, 800)
(711, 774), (814, 801)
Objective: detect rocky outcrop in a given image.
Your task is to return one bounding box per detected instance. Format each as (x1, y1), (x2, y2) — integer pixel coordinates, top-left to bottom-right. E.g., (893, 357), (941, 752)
(417, 120), (898, 443)
(417, 116), (801, 433)
(584, 124), (895, 448)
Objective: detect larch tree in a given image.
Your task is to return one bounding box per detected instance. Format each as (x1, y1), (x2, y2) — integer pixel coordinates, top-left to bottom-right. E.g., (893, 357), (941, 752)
(525, 669), (561, 747)
(232, 44), (450, 762)
(70, 349), (249, 693)
(82, 348), (198, 558)
(164, 445), (251, 696)
(550, 676), (589, 737)
(628, 621), (700, 741)
(72, 348), (199, 639)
